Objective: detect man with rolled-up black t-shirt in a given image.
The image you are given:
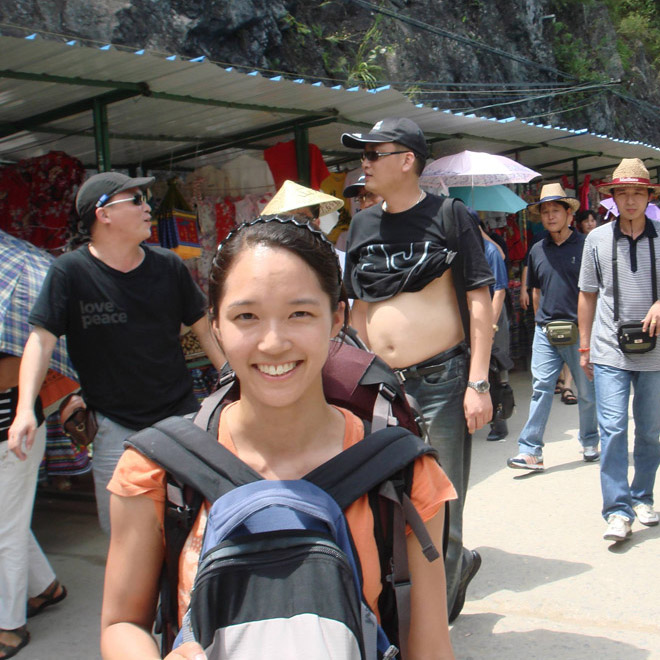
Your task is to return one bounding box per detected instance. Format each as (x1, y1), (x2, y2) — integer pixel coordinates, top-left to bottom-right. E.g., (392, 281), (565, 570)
(341, 117), (494, 622)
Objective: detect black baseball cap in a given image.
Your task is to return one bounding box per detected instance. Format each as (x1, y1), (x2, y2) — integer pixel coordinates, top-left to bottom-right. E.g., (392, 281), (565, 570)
(341, 117), (428, 159)
(76, 172), (155, 227)
(343, 175), (366, 198)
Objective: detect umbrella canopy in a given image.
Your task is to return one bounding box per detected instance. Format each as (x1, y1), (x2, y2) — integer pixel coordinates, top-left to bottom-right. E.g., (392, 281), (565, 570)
(599, 197), (660, 221)
(0, 231), (77, 380)
(446, 185), (527, 213)
(421, 150), (541, 188)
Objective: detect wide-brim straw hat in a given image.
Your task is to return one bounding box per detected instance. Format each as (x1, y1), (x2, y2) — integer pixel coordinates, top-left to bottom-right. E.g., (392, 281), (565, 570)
(527, 182), (580, 216)
(262, 180), (344, 217)
(597, 158), (660, 195)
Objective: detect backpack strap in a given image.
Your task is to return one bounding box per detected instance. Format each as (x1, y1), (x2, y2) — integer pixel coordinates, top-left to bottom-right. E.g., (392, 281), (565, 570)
(193, 371), (237, 433)
(305, 427), (441, 657)
(127, 416), (262, 501)
(304, 426), (436, 513)
(125, 415), (262, 656)
(442, 197), (471, 344)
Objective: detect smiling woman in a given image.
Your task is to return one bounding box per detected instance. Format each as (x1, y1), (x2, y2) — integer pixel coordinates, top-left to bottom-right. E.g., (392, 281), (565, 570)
(100, 215), (456, 660)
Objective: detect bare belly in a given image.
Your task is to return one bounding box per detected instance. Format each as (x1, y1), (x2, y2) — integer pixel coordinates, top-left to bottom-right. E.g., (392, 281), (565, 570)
(365, 272), (465, 368)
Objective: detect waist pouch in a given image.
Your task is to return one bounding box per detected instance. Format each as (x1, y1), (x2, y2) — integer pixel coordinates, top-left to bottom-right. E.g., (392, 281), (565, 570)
(617, 321), (657, 354)
(544, 320), (578, 346)
(59, 392), (98, 447)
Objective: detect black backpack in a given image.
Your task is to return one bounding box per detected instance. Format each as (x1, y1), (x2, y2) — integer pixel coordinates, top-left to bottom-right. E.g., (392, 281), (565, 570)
(126, 339), (448, 657)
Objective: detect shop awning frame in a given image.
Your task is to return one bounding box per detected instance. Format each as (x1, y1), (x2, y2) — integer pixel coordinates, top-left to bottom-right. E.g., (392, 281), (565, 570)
(1, 32), (660, 183)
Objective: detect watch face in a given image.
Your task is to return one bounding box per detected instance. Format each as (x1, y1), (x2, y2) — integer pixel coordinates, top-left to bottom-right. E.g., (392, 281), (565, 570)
(469, 379), (490, 393)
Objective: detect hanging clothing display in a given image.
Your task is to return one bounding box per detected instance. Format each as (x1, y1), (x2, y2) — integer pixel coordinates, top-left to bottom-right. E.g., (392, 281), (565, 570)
(0, 151), (84, 253)
(222, 153), (276, 196)
(263, 141), (330, 189)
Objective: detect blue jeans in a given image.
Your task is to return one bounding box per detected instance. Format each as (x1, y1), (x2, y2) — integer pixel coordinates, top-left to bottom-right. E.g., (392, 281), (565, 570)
(401, 348), (469, 613)
(518, 325), (599, 456)
(593, 364), (660, 521)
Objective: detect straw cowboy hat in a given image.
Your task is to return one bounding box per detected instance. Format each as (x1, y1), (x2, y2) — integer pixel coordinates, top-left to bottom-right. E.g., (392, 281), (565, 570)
(262, 180), (344, 217)
(597, 158), (660, 195)
(527, 183), (580, 216)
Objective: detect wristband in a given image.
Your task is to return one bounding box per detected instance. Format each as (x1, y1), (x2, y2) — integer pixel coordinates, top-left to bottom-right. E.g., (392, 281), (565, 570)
(578, 347), (590, 353)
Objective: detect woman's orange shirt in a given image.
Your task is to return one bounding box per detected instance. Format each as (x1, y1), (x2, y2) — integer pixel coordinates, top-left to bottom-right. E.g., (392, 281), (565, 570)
(108, 405), (456, 624)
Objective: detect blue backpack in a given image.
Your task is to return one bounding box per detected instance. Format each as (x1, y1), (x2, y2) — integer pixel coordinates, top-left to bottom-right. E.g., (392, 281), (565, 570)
(126, 341), (445, 659)
(178, 478), (393, 659)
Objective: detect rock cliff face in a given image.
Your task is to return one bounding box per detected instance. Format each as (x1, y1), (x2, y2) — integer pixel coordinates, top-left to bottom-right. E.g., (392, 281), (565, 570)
(1, 0), (658, 143)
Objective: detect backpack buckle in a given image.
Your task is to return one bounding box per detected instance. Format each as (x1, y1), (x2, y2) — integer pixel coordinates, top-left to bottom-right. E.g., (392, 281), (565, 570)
(378, 382), (398, 402)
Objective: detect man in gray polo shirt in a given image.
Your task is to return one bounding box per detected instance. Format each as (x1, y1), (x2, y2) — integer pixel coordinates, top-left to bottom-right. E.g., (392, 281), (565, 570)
(578, 158), (660, 543)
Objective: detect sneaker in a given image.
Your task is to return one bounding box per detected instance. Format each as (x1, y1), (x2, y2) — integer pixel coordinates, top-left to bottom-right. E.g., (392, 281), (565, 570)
(603, 514), (632, 542)
(448, 549), (481, 623)
(633, 503), (659, 526)
(507, 453), (544, 471)
(583, 446), (600, 462)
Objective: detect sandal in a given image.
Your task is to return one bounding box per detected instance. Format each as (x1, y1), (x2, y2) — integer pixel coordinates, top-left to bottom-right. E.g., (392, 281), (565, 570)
(561, 387), (578, 405)
(26, 580), (67, 618)
(0, 626), (30, 659)
(554, 378), (565, 395)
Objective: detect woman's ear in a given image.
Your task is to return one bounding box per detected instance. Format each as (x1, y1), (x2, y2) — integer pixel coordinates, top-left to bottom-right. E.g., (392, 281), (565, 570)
(331, 302), (346, 338)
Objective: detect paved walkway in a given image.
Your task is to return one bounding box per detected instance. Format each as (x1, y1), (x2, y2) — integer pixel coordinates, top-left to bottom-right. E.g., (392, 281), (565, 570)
(25, 369), (660, 659)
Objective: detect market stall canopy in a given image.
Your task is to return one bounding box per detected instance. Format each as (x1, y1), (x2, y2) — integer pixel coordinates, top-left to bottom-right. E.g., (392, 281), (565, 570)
(2, 33), (660, 181)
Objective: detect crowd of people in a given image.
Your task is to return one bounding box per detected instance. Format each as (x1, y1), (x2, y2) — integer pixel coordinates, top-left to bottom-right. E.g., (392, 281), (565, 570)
(1, 116), (659, 659)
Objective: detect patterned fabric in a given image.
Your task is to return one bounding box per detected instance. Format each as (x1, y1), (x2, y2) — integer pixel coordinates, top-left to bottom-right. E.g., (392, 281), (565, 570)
(0, 151), (84, 253)
(0, 230), (77, 379)
(38, 411), (91, 480)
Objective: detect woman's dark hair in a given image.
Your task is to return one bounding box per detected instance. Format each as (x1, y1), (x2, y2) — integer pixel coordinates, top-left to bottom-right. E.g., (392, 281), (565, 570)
(209, 215), (350, 332)
(575, 209), (597, 225)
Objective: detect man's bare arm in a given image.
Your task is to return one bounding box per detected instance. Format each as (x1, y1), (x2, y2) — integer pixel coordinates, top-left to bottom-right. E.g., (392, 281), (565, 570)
(532, 288), (541, 316)
(464, 285), (493, 433)
(491, 289), (505, 326)
(9, 327), (57, 459)
(578, 291), (598, 381)
(520, 265), (529, 310)
(190, 316), (226, 371)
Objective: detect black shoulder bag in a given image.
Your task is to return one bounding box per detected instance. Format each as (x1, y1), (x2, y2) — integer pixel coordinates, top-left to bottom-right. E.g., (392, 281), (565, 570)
(613, 229), (658, 354)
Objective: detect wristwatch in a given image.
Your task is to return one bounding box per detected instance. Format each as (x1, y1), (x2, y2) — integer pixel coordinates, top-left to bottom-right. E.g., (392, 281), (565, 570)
(467, 379), (490, 393)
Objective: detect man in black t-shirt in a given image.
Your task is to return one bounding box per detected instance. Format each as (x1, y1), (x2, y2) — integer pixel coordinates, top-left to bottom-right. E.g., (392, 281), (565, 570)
(341, 117), (494, 622)
(9, 172), (226, 533)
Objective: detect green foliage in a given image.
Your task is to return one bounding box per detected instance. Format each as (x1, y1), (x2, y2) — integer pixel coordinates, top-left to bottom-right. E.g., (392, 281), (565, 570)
(318, 16), (393, 88)
(552, 20), (606, 82)
(604, 0), (660, 68)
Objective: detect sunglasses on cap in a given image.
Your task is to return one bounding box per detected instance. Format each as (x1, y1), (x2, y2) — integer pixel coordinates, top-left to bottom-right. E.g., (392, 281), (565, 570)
(360, 150), (411, 162)
(97, 192), (149, 209)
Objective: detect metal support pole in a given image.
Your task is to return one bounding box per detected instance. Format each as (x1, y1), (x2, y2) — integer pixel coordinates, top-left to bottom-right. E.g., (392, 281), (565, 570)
(92, 99), (111, 172)
(294, 124), (310, 187)
(573, 157), (579, 201)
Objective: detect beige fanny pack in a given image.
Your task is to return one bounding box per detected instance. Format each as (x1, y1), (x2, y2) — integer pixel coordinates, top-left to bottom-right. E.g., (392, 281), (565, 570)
(544, 320), (578, 346)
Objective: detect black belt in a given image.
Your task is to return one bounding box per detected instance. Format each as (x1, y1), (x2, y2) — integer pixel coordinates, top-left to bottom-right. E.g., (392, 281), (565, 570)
(394, 342), (468, 383)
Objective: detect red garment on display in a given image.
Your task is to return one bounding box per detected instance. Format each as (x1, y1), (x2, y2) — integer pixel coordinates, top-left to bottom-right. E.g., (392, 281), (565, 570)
(215, 197), (236, 243)
(502, 215), (526, 262)
(263, 141), (330, 190)
(579, 174), (591, 210)
(0, 167), (30, 237)
(1, 151), (85, 253)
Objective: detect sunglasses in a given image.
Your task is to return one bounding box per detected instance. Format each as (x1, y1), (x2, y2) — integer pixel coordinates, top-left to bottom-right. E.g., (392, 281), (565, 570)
(98, 192), (149, 209)
(360, 150), (411, 162)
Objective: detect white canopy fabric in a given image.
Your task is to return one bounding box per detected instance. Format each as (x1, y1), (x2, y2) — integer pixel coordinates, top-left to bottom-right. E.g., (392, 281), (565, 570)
(1, 33), (660, 180)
